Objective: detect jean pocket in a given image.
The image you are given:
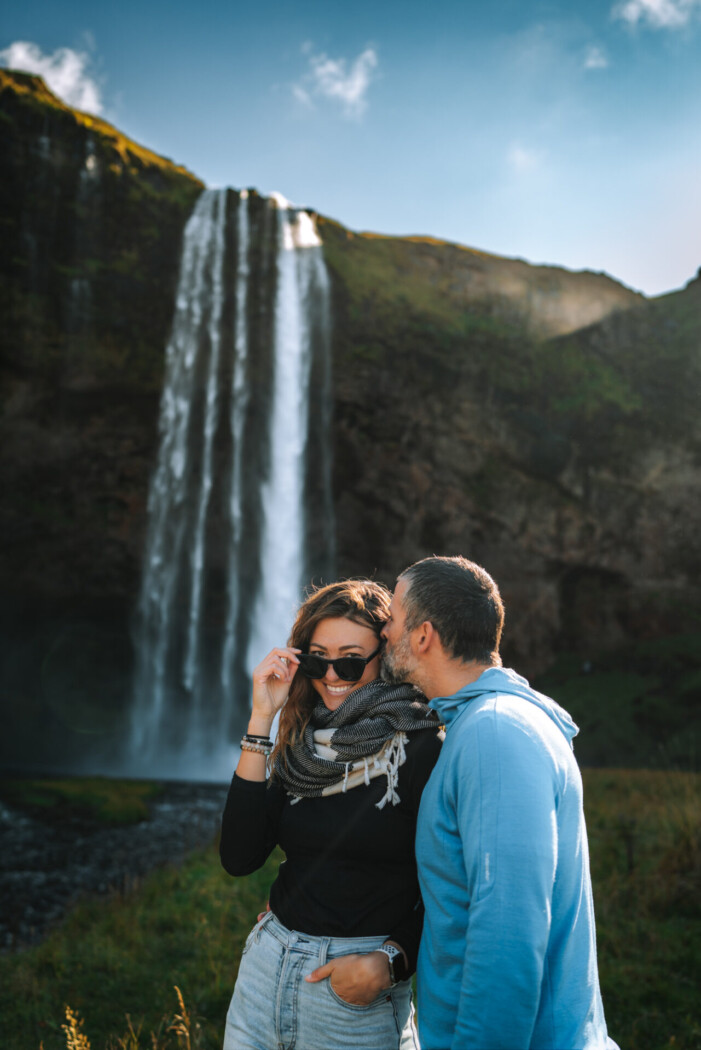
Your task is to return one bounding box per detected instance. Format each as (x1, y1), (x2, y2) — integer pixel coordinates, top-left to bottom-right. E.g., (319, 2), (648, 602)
(326, 978), (392, 1012)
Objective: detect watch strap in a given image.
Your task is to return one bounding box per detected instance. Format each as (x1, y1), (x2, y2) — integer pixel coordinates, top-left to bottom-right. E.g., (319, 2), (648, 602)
(376, 943), (402, 985)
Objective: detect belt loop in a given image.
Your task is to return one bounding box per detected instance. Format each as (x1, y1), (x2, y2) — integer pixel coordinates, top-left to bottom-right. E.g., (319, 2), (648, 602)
(255, 909), (274, 943)
(318, 935), (330, 967)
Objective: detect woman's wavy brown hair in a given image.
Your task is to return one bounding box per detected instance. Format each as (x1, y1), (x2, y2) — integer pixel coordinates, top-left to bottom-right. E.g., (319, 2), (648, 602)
(271, 579), (391, 769)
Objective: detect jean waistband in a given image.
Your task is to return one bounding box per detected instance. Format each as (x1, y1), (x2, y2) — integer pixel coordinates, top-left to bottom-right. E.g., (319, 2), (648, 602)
(257, 911), (389, 961)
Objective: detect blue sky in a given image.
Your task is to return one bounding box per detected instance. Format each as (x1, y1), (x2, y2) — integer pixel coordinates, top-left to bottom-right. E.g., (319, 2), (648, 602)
(2, 0), (701, 295)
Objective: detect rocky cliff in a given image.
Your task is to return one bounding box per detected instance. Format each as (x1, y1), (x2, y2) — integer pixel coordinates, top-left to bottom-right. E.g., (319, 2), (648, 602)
(1, 70), (699, 770)
(318, 216), (701, 763)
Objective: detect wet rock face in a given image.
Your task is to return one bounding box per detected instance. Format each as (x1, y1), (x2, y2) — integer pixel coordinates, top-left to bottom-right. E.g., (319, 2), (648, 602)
(0, 70), (203, 609)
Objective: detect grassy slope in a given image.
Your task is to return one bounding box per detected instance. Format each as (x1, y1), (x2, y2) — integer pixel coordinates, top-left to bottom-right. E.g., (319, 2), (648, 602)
(0, 69), (201, 191)
(317, 215), (700, 469)
(1, 771), (698, 1050)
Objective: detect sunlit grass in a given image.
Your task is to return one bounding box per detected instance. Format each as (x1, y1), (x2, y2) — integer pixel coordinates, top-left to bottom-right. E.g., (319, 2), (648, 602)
(0, 69), (203, 187)
(2, 770), (699, 1049)
(0, 778), (163, 825)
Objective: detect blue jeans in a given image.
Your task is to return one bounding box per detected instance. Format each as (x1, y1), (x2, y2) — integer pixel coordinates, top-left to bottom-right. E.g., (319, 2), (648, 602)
(224, 912), (419, 1050)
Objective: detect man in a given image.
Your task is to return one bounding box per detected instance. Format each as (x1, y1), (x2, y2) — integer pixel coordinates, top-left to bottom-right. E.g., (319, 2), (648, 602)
(381, 555), (618, 1050)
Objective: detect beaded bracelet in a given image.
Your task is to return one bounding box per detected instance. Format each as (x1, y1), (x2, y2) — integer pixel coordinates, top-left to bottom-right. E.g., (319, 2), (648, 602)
(241, 740), (272, 756)
(243, 733), (272, 745)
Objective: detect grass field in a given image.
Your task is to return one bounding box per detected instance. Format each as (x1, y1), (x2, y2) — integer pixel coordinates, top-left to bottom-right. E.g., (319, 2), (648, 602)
(1, 769), (699, 1050)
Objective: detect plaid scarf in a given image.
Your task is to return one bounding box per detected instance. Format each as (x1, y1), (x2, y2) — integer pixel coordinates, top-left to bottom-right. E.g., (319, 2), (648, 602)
(272, 678), (438, 801)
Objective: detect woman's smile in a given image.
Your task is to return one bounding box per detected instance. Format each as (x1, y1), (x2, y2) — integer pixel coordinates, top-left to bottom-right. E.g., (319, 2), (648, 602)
(316, 678), (355, 708)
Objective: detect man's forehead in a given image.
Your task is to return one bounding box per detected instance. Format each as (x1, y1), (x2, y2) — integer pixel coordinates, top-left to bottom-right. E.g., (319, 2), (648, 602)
(392, 577), (410, 607)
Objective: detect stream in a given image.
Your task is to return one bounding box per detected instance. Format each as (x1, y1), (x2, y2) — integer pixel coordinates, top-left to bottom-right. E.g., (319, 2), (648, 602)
(0, 781), (229, 951)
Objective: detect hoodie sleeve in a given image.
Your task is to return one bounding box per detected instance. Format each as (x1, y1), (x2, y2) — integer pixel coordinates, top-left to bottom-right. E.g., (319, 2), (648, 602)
(450, 702), (559, 1050)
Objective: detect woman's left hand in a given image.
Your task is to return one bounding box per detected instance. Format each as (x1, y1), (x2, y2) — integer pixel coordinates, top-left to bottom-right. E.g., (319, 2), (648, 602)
(305, 951), (392, 1005)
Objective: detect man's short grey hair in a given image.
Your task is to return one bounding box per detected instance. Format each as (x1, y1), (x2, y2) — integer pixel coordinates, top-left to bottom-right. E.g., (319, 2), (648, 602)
(399, 555), (504, 665)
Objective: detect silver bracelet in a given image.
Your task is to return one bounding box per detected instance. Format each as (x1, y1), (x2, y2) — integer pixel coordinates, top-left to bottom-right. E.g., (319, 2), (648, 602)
(240, 740), (272, 756)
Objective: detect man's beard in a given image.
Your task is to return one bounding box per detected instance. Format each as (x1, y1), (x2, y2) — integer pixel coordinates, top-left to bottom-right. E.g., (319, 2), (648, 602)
(381, 632), (416, 686)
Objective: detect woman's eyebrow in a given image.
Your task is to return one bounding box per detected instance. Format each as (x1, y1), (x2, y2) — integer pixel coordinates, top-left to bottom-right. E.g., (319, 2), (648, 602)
(309, 643), (366, 652)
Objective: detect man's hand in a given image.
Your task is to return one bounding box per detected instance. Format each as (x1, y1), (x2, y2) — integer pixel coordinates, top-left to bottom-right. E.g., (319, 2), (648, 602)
(305, 951), (392, 1005)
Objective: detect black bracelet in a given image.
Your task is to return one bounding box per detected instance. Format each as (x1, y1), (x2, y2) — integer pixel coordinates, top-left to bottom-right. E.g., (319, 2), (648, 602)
(244, 733), (273, 744)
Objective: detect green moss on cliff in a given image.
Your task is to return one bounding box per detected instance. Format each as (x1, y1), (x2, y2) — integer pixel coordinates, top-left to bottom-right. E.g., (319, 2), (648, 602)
(0, 69), (200, 194)
(0, 68), (204, 391)
(318, 216), (525, 359)
(318, 209), (699, 482)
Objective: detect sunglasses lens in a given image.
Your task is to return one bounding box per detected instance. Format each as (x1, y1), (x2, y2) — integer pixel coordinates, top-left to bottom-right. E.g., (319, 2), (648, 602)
(333, 657), (366, 682)
(297, 654), (327, 679)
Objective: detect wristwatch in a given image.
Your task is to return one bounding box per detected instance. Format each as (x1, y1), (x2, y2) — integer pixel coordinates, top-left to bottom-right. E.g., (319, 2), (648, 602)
(376, 943), (406, 985)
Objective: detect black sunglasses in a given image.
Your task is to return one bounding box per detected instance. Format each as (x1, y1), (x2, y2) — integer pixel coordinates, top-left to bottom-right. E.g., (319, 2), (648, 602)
(297, 642), (384, 682)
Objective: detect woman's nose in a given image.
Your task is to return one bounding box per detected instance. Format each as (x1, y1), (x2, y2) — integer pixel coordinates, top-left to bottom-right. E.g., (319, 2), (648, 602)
(323, 661), (340, 682)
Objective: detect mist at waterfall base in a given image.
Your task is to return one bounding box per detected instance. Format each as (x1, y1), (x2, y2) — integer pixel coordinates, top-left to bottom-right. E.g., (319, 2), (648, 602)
(18, 189), (334, 784)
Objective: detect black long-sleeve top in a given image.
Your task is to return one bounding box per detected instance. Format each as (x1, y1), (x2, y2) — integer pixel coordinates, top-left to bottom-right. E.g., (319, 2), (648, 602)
(220, 727), (442, 975)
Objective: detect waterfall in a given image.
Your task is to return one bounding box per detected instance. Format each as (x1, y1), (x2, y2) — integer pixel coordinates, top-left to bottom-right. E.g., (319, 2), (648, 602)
(220, 191), (250, 703)
(129, 188), (333, 778)
(245, 195), (330, 671)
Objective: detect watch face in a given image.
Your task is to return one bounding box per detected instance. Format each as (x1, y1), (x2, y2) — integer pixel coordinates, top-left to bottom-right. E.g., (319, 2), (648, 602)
(381, 945), (400, 983)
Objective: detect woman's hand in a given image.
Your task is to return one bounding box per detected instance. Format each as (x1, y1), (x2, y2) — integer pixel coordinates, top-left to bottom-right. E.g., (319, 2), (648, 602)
(250, 647), (301, 727)
(305, 951), (392, 1006)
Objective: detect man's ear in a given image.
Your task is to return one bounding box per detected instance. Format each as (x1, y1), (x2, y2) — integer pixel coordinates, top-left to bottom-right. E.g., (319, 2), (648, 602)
(414, 621), (434, 654)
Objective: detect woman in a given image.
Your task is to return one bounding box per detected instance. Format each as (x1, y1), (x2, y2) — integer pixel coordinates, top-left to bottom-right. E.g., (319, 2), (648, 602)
(220, 579), (442, 1050)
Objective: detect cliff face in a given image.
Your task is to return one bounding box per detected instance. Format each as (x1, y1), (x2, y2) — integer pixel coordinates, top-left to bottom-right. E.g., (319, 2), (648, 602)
(0, 71), (204, 765)
(320, 219), (701, 660)
(0, 70), (203, 607)
(318, 221), (701, 764)
(1, 70), (699, 770)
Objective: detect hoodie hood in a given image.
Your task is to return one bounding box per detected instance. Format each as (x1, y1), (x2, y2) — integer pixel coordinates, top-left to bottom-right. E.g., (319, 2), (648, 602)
(430, 666), (579, 745)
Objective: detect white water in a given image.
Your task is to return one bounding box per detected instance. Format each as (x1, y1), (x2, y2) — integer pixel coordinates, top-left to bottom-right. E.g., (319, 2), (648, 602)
(130, 188), (332, 777)
(131, 188), (227, 757)
(245, 198), (330, 671)
(183, 190), (226, 702)
(220, 191), (250, 701)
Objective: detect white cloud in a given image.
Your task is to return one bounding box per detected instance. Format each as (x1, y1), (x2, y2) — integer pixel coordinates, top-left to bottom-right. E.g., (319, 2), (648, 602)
(584, 45), (609, 69)
(0, 41), (103, 114)
(293, 45), (378, 118)
(508, 144), (542, 173)
(292, 83), (313, 108)
(613, 0), (701, 28)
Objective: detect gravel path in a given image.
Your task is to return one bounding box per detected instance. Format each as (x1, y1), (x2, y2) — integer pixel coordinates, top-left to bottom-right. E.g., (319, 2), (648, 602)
(0, 782), (229, 951)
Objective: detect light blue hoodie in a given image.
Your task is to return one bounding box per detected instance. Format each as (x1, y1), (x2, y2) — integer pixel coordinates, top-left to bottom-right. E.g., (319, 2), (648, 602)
(416, 667), (618, 1050)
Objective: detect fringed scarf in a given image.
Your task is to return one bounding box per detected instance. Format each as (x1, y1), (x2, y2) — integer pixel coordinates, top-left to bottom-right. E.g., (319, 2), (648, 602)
(272, 679), (438, 808)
